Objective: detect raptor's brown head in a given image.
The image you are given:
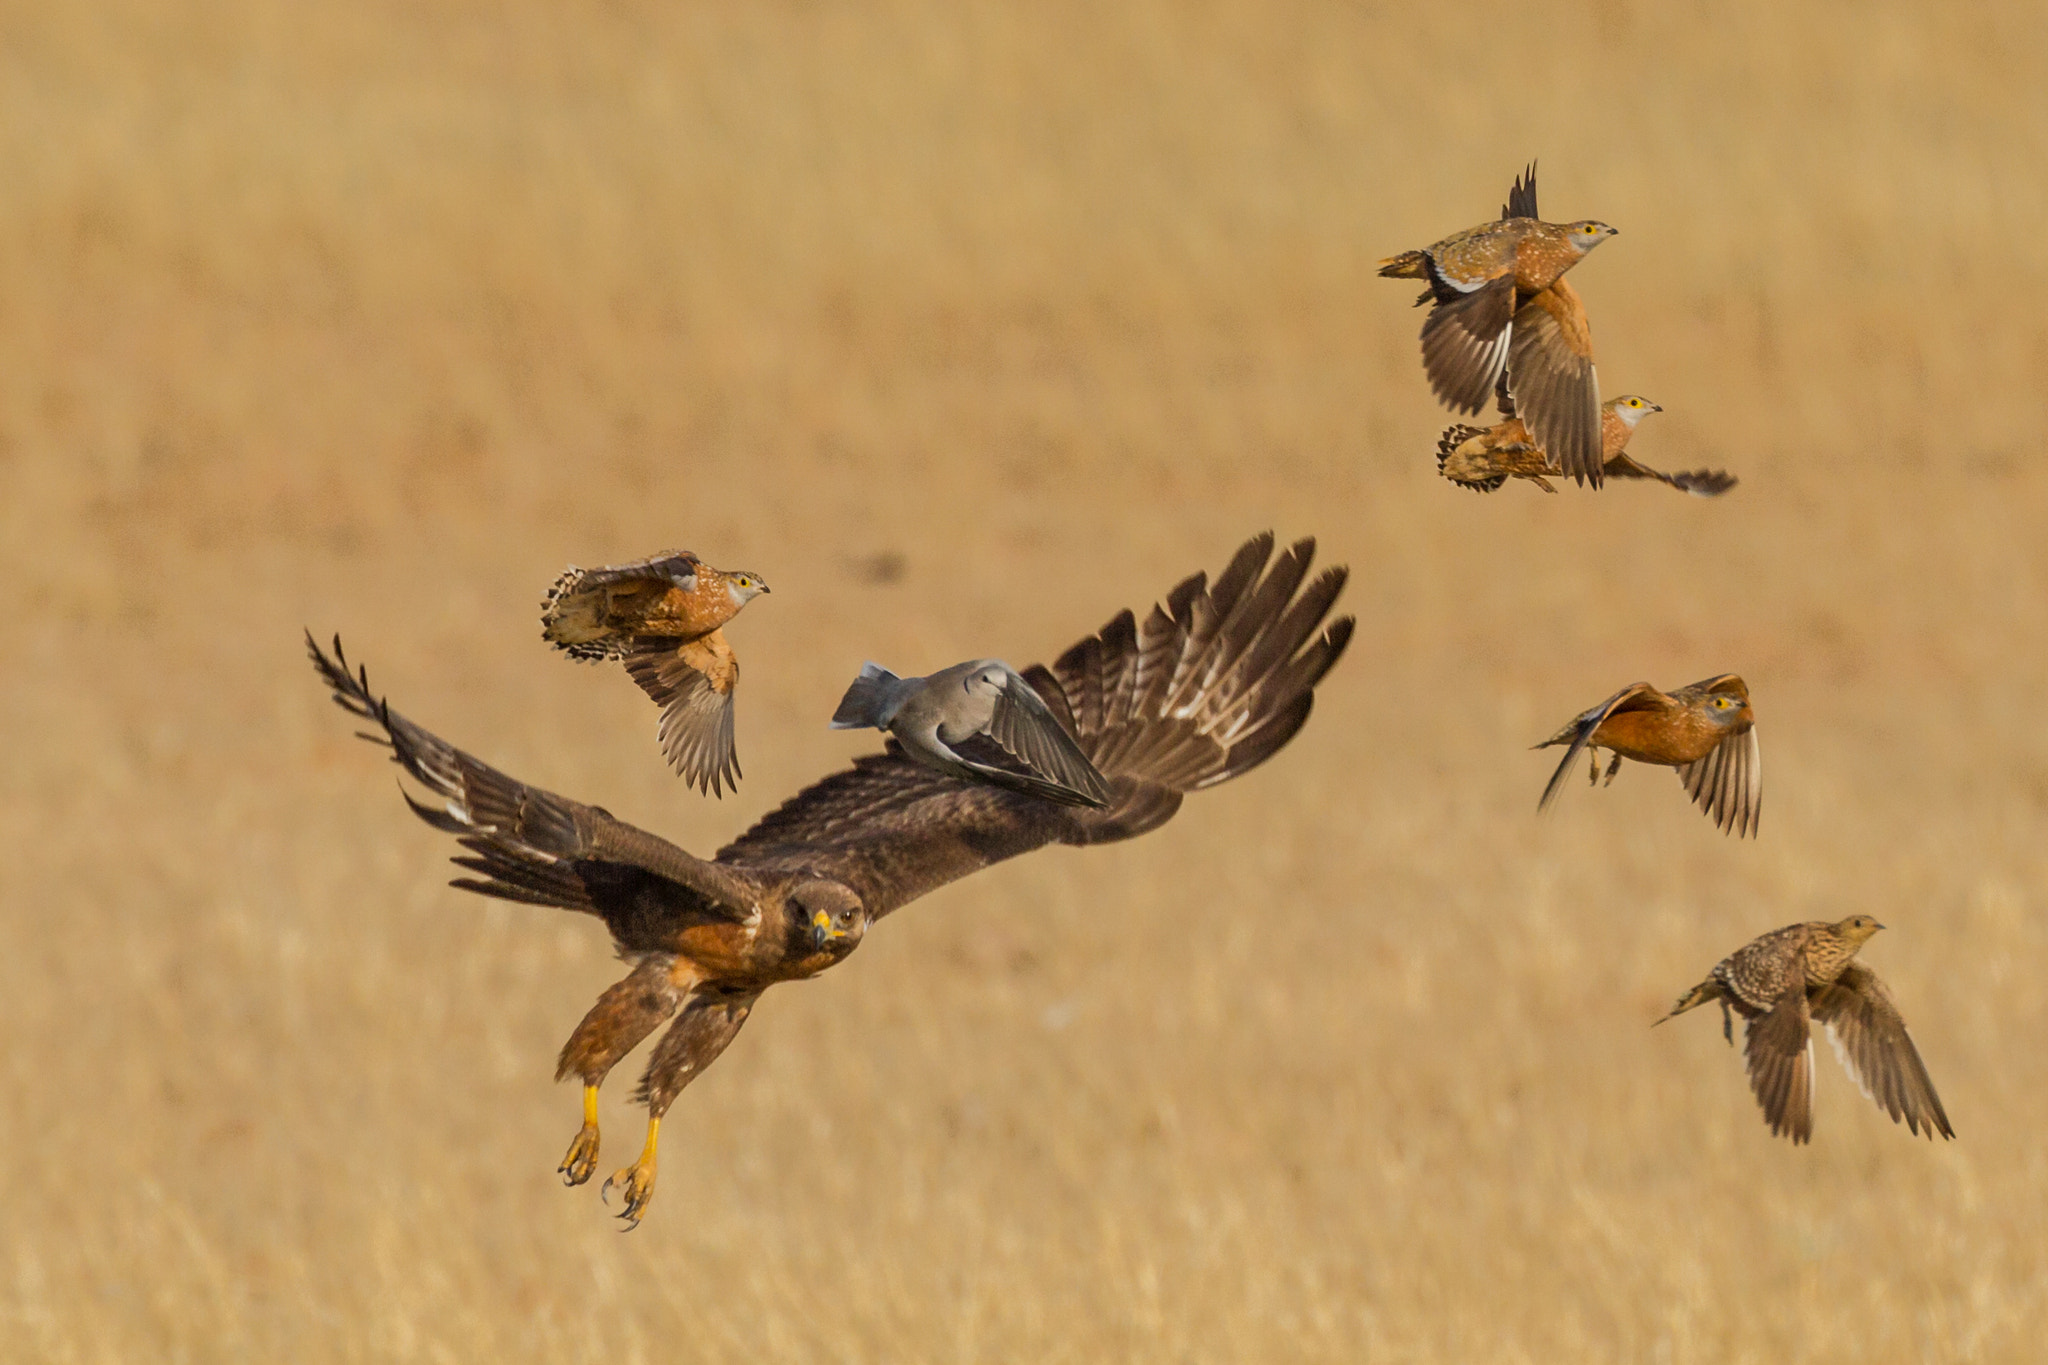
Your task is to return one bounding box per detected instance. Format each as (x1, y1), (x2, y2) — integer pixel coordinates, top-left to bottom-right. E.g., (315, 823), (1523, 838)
(792, 880), (868, 956)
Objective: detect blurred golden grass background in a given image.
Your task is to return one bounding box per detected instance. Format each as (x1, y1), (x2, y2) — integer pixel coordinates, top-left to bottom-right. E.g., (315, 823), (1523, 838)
(4, 0), (2046, 1358)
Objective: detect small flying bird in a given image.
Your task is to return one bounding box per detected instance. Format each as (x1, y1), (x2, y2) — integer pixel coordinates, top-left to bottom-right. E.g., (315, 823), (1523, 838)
(829, 659), (1112, 808)
(1380, 163), (1617, 486)
(1437, 394), (1739, 496)
(1657, 917), (1953, 1144)
(309, 532), (1351, 1226)
(540, 551), (769, 796)
(1535, 675), (1759, 836)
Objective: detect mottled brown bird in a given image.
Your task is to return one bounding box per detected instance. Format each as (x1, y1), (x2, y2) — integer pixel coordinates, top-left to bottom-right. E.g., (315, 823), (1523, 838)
(1658, 916), (1953, 1144)
(1536, 675), (1760, 836)
(309, 532), (1351, 1226)
(1437, 394), (1739, 496)
(540, 551), (768, 797)
(1381, 164), (1617, 486)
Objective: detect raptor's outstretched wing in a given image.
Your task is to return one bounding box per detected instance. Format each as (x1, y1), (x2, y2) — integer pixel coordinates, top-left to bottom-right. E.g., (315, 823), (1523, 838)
(308, 633), (761, 944)
(715, 533), (1353, 917)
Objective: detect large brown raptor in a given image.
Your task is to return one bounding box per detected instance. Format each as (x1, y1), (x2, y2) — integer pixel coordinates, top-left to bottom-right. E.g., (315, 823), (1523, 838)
(309, 533), (1352, 1226)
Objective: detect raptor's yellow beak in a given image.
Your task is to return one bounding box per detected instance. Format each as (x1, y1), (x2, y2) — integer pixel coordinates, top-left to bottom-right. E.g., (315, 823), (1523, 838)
(811, 908), (837, 947)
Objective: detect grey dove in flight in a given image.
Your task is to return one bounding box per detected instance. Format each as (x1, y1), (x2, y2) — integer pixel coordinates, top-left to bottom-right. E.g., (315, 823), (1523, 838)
(830, 659), (1113, 808)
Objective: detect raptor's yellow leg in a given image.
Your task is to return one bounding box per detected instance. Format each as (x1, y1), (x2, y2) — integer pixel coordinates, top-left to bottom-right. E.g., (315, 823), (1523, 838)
(601, 1116), (661, 1228)
(558, 1085), (601, 1186)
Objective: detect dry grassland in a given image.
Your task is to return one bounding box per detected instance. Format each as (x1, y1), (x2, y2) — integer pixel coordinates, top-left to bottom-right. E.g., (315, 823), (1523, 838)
(3, 0), (2047, 1359)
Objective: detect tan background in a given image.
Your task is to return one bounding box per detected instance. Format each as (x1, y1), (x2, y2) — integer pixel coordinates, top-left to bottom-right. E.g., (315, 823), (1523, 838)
(4, 1), (2045, 1359)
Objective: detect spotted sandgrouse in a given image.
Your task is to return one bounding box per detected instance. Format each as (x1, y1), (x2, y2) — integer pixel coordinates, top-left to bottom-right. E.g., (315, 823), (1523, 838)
(1659, 917), (1953, 1144)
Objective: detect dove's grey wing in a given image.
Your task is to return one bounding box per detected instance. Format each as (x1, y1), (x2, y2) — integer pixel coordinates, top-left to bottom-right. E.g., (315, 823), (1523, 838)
(984, 670), (1111, 807)
(940, 734), (1114, 808)
(1812, 962), (1954, 1140)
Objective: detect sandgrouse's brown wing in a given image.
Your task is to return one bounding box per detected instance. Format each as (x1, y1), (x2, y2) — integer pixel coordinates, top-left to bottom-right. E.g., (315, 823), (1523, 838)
(1508, 278), (1602, 487)
(1666, 468), (1739, 496)
(622, 630), (740, 798)
(1744, 985), (1817, 1143)
(306, 633), (757, 942)
(1811, 962), (1954, 1140)
(717, 533), (1352, 920)
(1420, 275), (1518, 414)
(541, 553), (702, 660)
(1600, 452), (1671, 485)
(1603, 452), (1739, 497)
(1536, 682), (1668, 812)
(1500, 162), (1539, 221)
(1675, 725), (1760, 837)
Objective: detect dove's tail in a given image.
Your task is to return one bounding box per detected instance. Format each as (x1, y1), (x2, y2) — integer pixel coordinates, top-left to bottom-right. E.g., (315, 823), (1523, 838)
(829, 663), (900, 730)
